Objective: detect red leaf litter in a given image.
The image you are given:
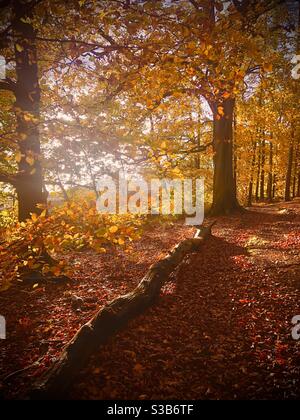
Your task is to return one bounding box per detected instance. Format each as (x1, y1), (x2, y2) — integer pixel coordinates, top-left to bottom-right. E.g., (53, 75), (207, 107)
(1, 200), (300, 400)
(70, 200), (300, 400)
(0, 222), (194, 399)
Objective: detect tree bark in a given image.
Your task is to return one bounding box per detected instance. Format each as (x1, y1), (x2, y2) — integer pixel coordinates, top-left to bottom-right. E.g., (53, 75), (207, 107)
(209, 98), (241, 215)
(267, 140), (273, 202)
(285, 126), (295, 202)
(292, 138), (299, 198)
(13, 0), (46, 221)
(194, 104), (201, 169)
(260, 135), (265, 201)
(272, 173), (277, 200)
(233, 109), (237, 198)
(247, 140), (257, 207)
(255, 138), (261, 201)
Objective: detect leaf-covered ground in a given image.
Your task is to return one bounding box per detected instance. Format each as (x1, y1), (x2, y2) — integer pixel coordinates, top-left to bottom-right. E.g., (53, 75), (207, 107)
(68, 200), (300, 400)
(0, 221), (194, 399)
(1, 201), (300, 399)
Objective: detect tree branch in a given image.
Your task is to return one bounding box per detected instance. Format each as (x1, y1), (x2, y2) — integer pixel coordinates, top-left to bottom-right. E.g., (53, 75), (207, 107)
(98, 28), (118, 46)
(33, 36), (132, 51)
(0, 172), (17, 186)
(0, 78), (17, 95)
(188, 0), (201, 11)
(233, 0), (286, 18)
(178, 142), (213, 155)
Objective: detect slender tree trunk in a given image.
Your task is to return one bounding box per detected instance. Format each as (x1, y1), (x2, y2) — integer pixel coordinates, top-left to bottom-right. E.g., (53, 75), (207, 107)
(56, 172), (69, 202)
(260, 135), (265, 201)
(285, 126), (295, 201)
(13, 0), (46, 221)
(292, 173), (296, 198)
(210, 98), (241, 215)
(292, 138), (299, 198)
(293, 0), (300, 196)
(267, 140), (273, 202)
(247, 140), (257, 207)
(296, 134), (300, 196)
(233, 109), (237, 198)
(272, 173), (277, 200)
(255, 139), (261, 201)
(194, 106), (201, 169)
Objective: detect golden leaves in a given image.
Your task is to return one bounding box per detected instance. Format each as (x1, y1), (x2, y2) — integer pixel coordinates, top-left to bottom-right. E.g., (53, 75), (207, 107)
(146, 98), (153, 109)
(217, 106), (225, 117)
(109, 225), (118, 234)
(160, 141), (167, 150)
(118, 238), (125, 246)
(19, 133), (28, 141)
(31, 213), (38, 222)
(20, 17), (32, 24)
(187, 67), (196, 76)
(26, 155), (35, 166)
(15, 151), (22, 163)
(15, 44), (24, 53)
(263, 63), (273, 72)
(222, 92), (231, 99)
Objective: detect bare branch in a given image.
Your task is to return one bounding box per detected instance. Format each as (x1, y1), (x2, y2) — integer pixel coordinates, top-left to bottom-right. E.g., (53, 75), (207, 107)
(188, 0), (201, 11)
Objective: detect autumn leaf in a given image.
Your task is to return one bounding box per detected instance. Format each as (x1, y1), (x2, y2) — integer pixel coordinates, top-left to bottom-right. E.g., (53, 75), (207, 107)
(222, 92), (231, 99)
(217, 106), (224, 117)
(15, 151), (22, 163)
(26, 156), (35, 166)
(133, 363), (144, 375)
(31, 213), (38, 222)
(263, 63), (273, 72)
(16, 43), (23, 52)
(109, 226), (118, 234)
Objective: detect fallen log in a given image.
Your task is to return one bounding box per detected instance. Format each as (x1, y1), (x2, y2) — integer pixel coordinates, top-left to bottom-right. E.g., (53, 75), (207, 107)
(30, 222), (215, 400)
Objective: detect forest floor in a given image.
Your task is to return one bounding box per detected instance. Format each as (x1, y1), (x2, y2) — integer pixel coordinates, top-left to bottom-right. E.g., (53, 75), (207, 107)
(70, 199), (300, 400)
(1, 200), (300, 399)
(0, 220), (194, 399)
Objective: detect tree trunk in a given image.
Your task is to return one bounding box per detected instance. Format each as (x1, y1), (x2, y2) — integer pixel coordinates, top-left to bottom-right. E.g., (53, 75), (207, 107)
(255, 139), (261, 201)
(233, 109), (238, 198)
(210, 98), (241, 215)
(260, 135), (265, 201)
(267, 140), (273, 202)
(292, 138), (299, 198)
(272, 173), (277, 199)
(13, 0), (46, 221)
(194, 106), (201, 169)
(247, 140), (257, 207)
(247, 139), (257, 207)
(285, 126), (295, 202)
